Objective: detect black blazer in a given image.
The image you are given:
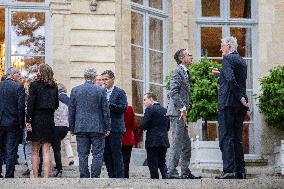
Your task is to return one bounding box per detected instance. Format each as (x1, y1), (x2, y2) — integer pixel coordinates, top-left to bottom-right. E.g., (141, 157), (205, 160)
(0, 79), (25, 127)
(26, 81), (59, 123)
(218, 51), (248, 111)
(141, 103), (170, 148)
(109, 86), (128, 133)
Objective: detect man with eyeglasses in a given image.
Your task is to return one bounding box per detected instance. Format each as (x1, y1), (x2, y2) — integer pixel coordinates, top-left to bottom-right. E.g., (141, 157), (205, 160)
(167, 49), (201, 179)
(0, 67), (25, 178)
(101, 70), (128, 178)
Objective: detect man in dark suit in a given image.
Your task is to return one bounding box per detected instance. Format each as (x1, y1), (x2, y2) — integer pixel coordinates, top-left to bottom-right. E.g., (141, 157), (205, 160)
(101, 70), (128, 178)
(69, 68), (111, 178)
(211, 36), (250, 179)
(141, 92), (169, 179)
(0, 67), (25, 178)
(167, 49), (201, 179)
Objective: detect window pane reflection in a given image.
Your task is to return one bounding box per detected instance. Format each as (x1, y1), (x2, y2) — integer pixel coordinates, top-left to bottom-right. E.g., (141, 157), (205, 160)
(242, 123), (253, 154)
(202, 0), (220, 17)
(131, 46), (144, 80)
(230, 27), (252, 57)
(132, 80), (144, 114)
(11, 12), (45, 55)
(131, 12), (143, 46)
(201, 27), (222, 57)
(150, 50), (163, 84)
(11, 56), (44, 76)
(0, 8), (4, 79)
(149, 17), (163, 51)
(134, 116), (144, 148)
(131, 0), (143, 5)
(149, 0), (163, 10)
(230, 0), (251, 18)
(207, 122), (218, 141)
(17, 0), (45, 2)
(149, 84), (163, 105)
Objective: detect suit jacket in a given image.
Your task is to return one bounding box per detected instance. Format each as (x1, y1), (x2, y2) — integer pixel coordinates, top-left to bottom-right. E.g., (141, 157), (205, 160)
(26, 81), (59, 124)
(167, 65), (190, 116)
(122, 106), (136, 145)
(141, 103), (170, 148)
(0, 78), (25, 127)
(218, 51), (248, 111)
(108, 86), (128, 133)
(69, 80), (110, 134)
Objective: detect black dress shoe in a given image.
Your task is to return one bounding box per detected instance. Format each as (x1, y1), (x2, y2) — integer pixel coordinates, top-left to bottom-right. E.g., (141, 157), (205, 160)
(167, 173), (181, 179)
(235, 172), (246, 179)
(215, 173), (235, 179)
(181, 173), (202, 179)
(53, 170), (62, 177)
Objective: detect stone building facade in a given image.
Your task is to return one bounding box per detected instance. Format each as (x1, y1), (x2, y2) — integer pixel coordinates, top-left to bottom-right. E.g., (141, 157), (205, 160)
(0, 0), (283, 173)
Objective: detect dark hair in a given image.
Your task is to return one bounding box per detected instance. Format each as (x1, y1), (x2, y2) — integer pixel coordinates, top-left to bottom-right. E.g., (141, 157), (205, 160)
(36, 64), (57, 86)
(102, 70), (115, 79)
(144, 92), (157, 101)
(174, 49), (186, 64)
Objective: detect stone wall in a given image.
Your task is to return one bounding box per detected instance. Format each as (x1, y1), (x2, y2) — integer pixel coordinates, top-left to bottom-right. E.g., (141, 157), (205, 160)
(51, 0), (116, 92)
(258, 0), (284, 164)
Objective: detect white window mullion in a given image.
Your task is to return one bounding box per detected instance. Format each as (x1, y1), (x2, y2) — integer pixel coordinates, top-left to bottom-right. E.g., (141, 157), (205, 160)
(4, 8), (10, 72)
(144, 13), (150, 103)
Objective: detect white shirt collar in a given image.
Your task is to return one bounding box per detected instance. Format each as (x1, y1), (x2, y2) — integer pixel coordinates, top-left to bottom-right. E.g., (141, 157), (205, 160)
(107, 85), (115, 93)
(180, 64), (188, 72)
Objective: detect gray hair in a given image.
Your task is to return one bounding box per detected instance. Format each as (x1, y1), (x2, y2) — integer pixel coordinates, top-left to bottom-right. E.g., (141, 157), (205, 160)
(221, 36), (238, 51)
(5, 67), (18, 79)
(84, 68), (97, 80)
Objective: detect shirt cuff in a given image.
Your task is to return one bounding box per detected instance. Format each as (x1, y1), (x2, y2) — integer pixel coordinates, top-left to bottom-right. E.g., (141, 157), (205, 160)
(180, 106), (186, 112)
(240, 97), (246, 103)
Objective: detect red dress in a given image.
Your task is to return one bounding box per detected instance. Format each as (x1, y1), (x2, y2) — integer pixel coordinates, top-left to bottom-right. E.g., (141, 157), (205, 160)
(122, 106), (136, 145)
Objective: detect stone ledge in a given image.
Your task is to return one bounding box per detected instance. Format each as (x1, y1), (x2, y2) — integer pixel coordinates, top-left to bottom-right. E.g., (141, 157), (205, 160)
(0, 178), (283, 189)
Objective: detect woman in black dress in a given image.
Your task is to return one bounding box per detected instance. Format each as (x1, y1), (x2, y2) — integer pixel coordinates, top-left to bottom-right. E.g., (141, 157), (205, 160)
(26, 64), (59, 178)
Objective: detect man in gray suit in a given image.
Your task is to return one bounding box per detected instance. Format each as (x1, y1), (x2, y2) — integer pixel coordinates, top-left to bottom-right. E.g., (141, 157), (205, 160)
(167, 49), (201, 179)
(69, 68), (111, 178)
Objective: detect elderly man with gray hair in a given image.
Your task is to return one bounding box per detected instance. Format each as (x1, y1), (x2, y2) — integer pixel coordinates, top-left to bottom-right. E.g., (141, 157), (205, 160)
(69, 68), (111, 178)
(211, 36), (250, 179)
(0, 67), (25, 178)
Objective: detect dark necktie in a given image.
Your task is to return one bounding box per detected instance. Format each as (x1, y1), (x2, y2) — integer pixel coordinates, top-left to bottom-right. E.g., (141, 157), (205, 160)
(185, 69), (190, 83)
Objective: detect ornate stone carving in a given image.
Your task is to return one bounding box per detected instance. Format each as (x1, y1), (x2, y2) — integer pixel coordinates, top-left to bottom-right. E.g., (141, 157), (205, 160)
(90, 0), (98, 12)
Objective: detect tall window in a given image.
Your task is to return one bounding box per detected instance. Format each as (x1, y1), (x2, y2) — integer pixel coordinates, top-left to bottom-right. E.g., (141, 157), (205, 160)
(196, 0), (258, 156)
(131, 0), (168, 146)
(0, 0), (49, 78)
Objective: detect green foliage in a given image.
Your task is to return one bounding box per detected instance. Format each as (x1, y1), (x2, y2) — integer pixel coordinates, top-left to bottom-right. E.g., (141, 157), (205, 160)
(166, 58), (221, 122)
(187, 58), (221, 122)
(258, 65), (284, 130)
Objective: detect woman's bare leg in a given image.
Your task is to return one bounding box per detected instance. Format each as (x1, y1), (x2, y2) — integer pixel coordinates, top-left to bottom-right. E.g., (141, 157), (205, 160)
(31, 142), (41, 178)
(42, 143), (51, 178)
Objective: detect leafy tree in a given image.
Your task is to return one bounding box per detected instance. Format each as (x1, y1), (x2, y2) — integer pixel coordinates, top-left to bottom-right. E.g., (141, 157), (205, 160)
(188, 58), (221, 140)
(258, 65), (284, 130)
(12, 12), (45, 55)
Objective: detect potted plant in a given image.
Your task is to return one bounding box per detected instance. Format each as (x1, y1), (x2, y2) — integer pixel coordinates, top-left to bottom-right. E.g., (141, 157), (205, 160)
(187, 58), (221, 140)
(258, 65), (284, 175)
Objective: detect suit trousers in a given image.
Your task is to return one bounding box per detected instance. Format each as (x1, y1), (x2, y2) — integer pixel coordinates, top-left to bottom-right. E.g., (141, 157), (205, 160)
(122, 145), (133, 178)
(51, 126), (68, 171)
(0, 126), (20, 178)
(76, 132), (105, 178)
(167, 117), (191, 176)
(104, 132), (124, 178)
(146, 146), (168, 179)
(218, 107), (246, 174)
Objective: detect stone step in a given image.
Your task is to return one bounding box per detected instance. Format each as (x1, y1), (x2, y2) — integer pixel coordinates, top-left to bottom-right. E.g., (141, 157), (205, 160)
(0, 178), (283, 189)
